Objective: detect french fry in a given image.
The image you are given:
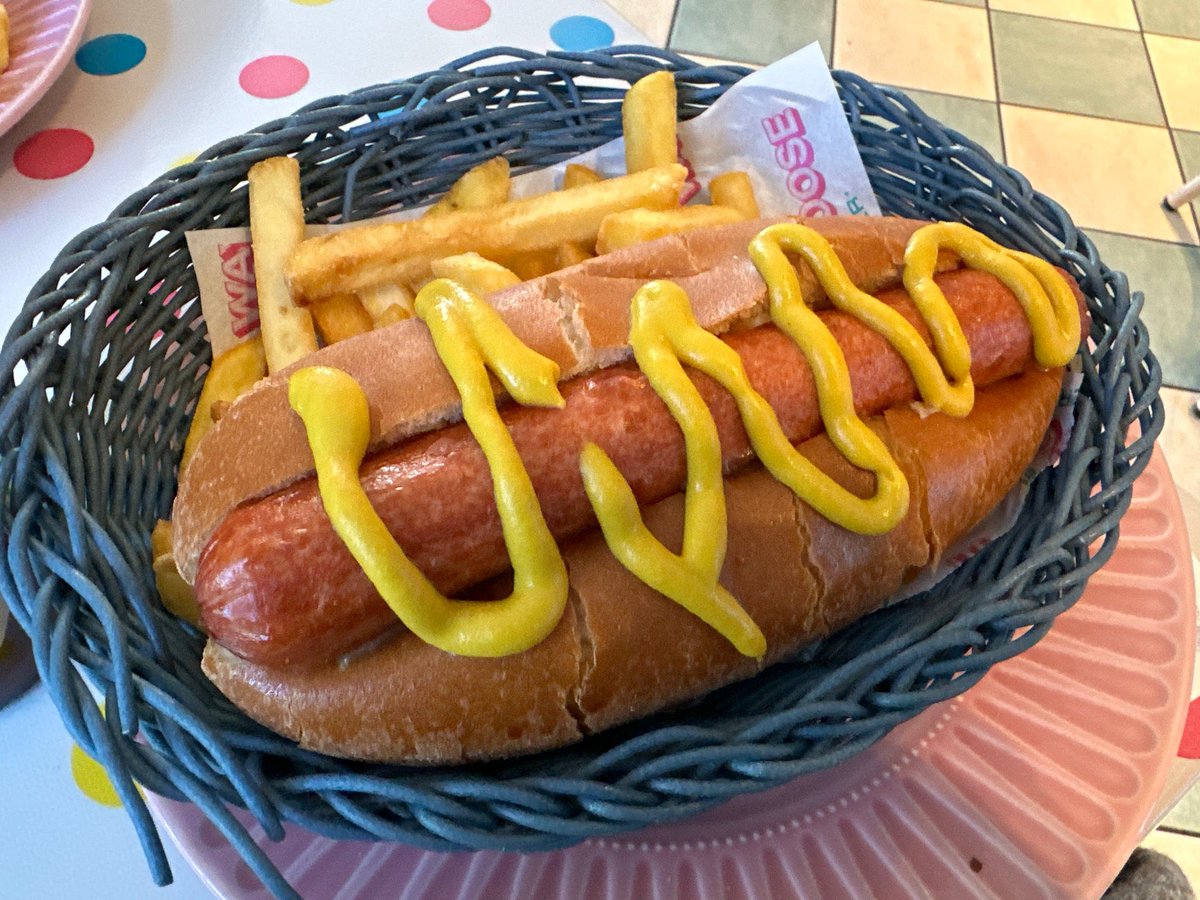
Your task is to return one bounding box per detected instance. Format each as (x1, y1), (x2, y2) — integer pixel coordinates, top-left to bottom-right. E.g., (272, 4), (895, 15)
(623, 71), (678, 173)
(151, 520), (200, 626)
(375, 306), (413, 328)
(249, 156), (318, 372)
(180, 338), (267, 471)
(553, 166), (604, 268)
(596, 205), (745, 254)
(286, 164), (688, 304)
(424, 157), (511, 217)
(151, 518), (174, 561)
(154, 556), (200, 625)
(562, 163), (603, 189)
(496, 249), (557, 281)
(431, 253), (521, 295)
(311, 293), (374, 344)
(556, 242), (593, 269)
(357, 281), (415, 327)
(710, 171), (761, 220)
(0, 4), (9, 74)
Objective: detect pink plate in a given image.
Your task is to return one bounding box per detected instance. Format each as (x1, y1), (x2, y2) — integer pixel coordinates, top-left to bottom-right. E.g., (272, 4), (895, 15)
(150, 454), (1195, 899)
(0, 0), (91, 137)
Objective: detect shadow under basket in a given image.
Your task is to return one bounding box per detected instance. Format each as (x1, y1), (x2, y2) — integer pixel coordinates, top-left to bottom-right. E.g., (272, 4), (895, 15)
(0, 47), (1163, 899)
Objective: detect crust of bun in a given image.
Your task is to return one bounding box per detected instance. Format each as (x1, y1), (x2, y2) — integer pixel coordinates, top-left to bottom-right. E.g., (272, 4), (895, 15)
(203, 367), (1062, 764)
(174, 216), (958, 583)
(206, 598), (585, 764)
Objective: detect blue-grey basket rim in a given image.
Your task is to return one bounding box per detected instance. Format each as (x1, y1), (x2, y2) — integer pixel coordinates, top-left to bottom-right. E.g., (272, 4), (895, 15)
(0, 45), (1163, 900)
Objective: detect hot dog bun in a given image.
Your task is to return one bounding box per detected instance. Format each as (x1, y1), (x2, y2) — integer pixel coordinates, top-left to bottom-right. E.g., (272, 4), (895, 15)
(183, 214), (1085, 765)
(172, 215), (960, 584)
(194, 266), (1075, 669)
(203, 367), (1063, 764)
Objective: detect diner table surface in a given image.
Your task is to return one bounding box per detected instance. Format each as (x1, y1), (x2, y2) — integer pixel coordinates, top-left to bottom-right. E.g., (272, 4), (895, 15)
(1, 1), (1197, 898)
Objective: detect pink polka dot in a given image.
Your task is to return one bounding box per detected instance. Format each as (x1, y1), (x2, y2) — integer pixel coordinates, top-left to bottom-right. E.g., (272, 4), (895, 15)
(427, 0), (490, 31)
(238, 55), (309, 99)
(14, 128), (94, 179)
(197, 819), (225, 848)
(234, 863), (265, 893)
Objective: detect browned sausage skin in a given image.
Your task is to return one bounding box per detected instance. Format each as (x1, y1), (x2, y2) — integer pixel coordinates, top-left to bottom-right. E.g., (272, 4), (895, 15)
(195, 267), (1084, 668)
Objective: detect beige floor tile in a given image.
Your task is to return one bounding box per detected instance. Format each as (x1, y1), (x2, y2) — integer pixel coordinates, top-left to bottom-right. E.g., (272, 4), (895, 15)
(1145, 34), (1200, 133)
(1001, 105), (1197, 244)
(602, 0), (676, 45)
(833, 0), (995, 101)
(989, 0), (1139, 29)
(1138, 829), (1200, 891)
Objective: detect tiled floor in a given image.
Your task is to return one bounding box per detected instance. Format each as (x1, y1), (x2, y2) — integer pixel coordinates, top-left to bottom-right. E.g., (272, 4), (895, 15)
(606, 0), (1200, 887)
(620, 0), (1200, 390)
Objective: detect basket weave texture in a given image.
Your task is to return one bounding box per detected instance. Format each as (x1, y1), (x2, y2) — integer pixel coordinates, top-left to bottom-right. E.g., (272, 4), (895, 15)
(0, 47), (1163, 898)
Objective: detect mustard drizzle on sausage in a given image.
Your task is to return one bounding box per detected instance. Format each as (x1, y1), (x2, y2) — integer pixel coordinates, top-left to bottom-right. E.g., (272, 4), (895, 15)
(288, 279), (569, 657)
(287, 223), (1080, 659)
(578, 280), (766, 658)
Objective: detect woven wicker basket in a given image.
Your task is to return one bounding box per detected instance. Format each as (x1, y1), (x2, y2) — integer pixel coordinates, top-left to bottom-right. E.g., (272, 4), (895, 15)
(0, 47), (1163, 898)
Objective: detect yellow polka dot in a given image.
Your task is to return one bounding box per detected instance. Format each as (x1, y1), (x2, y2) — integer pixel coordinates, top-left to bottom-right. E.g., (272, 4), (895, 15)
(71, 744), (123, 808)
(291, 0), (333, 5)
(169, 152), (197, 170)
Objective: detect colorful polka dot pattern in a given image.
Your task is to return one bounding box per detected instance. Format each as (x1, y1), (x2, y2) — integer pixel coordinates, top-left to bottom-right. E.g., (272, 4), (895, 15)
(11, 8), (624, 181)
(74, 33), (147, 76)
(549, 15), (615, 51)
(427, 0), (491, 31)
(239, 55), (310, 99)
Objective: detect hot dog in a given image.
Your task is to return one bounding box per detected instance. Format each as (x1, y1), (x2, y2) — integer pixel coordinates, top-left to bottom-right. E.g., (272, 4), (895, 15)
(175, 215), (1087, 765)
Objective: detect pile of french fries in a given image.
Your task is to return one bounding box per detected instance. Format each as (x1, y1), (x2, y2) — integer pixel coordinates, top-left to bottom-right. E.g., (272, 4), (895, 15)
(156, 71), (763, 620)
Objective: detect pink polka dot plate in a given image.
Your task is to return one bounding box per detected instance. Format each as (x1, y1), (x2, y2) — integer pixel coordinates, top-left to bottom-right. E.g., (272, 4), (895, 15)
(148, 454), (1195, 899)
(0, 0), (91, 138)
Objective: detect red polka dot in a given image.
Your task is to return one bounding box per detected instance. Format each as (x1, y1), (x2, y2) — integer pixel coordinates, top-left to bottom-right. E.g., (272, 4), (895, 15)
(1179, 696), (1200, 758)
(427, 0), (490, 30)
(238, 55), (309, 99)
(14, 129), (94, 179)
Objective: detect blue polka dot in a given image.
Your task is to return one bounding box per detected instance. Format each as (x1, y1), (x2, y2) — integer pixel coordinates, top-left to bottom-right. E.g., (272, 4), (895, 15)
(75, 34), (147, 76)
(549, 16), (615, 52)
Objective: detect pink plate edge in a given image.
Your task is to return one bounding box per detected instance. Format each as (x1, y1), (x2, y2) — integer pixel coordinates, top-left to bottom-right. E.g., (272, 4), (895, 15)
(1077, 451), (1196, 897)
(0, 0), (93, 138)
(147, 452), (1197, 899)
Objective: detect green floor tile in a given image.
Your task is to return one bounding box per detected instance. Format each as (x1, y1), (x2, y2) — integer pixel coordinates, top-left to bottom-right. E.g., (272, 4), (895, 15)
(993, 12), (1164, 126)
(1137, 0), (1200, 39)
(1172, 131), (1200, 242)
(1086, 229), (1200, 389)
(1175, 130), (1200, 180)
(669, 0), (833, 66)
(885, 87), (1004, 162)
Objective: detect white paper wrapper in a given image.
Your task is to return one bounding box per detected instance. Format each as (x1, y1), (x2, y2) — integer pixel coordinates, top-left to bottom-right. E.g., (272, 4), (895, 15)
(185, 43), (878, 357)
